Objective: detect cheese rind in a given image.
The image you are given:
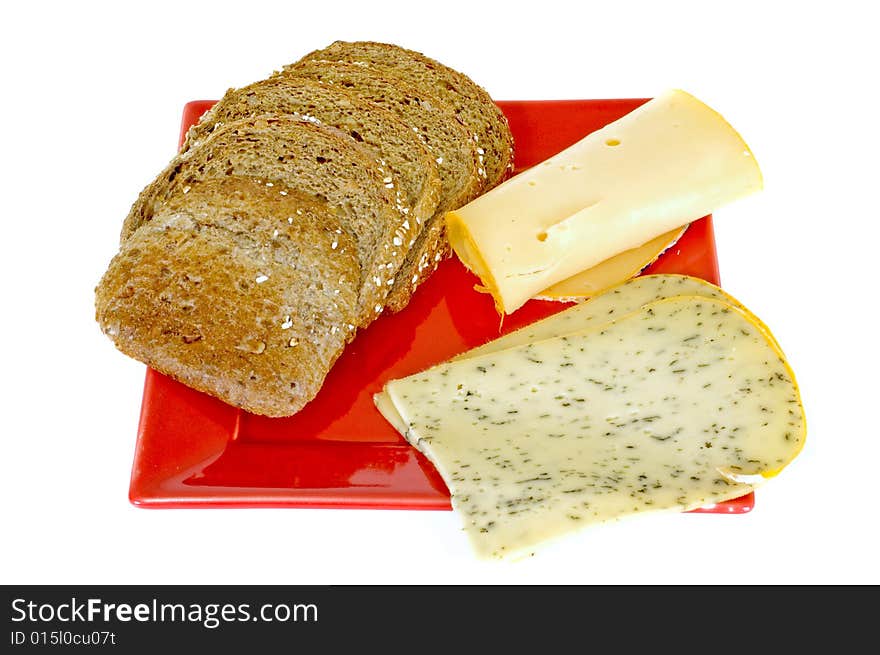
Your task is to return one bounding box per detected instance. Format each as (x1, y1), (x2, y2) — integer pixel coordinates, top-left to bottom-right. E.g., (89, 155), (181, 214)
(446, 89), (763, 314)
(382, 295), (805, 559)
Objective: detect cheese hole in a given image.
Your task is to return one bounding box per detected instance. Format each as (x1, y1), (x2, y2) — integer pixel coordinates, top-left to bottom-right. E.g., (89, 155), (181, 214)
(536, 231), (548, 242)
(605, 138), (621, 147)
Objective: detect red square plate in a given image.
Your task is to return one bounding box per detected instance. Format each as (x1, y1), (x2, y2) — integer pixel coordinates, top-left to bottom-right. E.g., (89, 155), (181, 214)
(129, 98), (754, 514)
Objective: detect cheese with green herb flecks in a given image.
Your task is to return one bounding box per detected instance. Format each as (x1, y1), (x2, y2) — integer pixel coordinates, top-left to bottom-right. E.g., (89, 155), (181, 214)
(380, 295), (805, 559)
(375, 274), (757, 436)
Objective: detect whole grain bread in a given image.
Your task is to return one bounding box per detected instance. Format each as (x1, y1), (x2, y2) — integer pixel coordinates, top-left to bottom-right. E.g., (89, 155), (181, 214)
(120, 114), (411, 327)
(182, 76), (441, 250)
(99, 43), (514, 416)
(295, 40), (515, 191)
(280, 59), (483, 311)
(96, 178), (360, 417)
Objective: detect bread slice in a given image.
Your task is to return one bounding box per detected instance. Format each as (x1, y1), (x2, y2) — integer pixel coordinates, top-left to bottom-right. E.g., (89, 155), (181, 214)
(281, 60), (482, 212)
(280, 60), (483, 312)
(96, 178), (360, 417)
(120, 114), (410, 327)
(296, 40), (515, 191)
(182, 76), (441, 251)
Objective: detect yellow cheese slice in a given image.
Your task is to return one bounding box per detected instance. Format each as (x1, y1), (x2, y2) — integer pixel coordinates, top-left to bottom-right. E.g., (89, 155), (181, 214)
(534, 226), (687, 301)
(379, 295), (805, 559)
(446, 89), (763, 314)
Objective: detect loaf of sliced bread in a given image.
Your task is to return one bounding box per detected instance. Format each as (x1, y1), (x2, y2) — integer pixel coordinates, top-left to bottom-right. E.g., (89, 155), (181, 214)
(96, 178), (360, 417)
(296, 40), (515, 191)
(100, 43), (514, 416)
(281, 59), (484, 311)
(182, 76), (441, 250)
(121, 114), (411, 327)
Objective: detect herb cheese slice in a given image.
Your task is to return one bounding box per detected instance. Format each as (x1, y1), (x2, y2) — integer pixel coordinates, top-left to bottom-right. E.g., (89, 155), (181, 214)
(380, 295), (805, 559)
(375, 274), (760, 436)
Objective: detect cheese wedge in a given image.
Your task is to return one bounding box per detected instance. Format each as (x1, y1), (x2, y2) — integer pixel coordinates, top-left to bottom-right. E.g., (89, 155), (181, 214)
(446, 89), (763, 314)
(535, 226), (687, 301)
(380, 295), (805, 559)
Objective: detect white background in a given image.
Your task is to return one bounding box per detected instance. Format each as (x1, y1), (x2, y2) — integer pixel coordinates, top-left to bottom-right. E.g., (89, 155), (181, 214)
(2, 0), (877, 585)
